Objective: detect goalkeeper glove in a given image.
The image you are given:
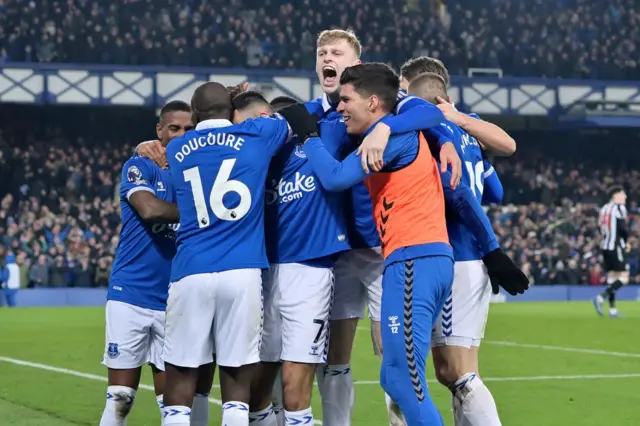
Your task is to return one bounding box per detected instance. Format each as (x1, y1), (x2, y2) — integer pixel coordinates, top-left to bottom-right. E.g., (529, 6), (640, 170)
(482, 248), (530, 296)
(278, 103), (320, 141)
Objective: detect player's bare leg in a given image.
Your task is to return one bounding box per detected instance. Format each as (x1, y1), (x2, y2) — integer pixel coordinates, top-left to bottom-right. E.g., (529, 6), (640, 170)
(163, 363), (199, 425)
(100, 367), (142, 426)
(218, 363), (258, 426)
(249, 362), (282, 426)
(432, 346), (501, 426)
(191, 362), (216, 426)
(270, 363), (285, 426)
(151, 364), (166, 416)
(282, 361), (317, 423)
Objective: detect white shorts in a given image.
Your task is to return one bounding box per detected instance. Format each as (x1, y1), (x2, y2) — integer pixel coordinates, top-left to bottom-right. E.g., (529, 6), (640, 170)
(432, 260), (491, 349)
(102, 300), (165, 371)
(331, 247), (383, 322)
(163, 269), (263, 368)
(261, 263), (333, 364)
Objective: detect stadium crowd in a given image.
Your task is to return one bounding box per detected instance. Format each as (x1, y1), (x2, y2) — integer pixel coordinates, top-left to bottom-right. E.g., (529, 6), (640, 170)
(0, 106), (638, 288)
(0, 0), (638, 80)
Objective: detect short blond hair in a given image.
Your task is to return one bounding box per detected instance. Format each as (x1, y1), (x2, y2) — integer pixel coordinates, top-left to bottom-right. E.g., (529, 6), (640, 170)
(316, 29), (362, 57)
(401, 56), (450, 87)
(408, 72), (447, 105)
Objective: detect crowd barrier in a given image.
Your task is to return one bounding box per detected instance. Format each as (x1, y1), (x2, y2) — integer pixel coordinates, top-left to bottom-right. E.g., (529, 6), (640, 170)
(1, 285), (639, 307)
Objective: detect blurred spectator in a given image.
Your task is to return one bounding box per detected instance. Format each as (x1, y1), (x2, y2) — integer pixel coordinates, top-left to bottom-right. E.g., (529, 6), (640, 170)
(29, 254), (49, 288)
(49, 256), (68, 287)
(0, 0), (638, 80)
(72, 257), (93, 287)
(94, 257), (112, 287)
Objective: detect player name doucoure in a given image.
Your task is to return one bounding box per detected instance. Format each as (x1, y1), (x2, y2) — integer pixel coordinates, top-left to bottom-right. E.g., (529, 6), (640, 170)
(175, 132), (245, 162)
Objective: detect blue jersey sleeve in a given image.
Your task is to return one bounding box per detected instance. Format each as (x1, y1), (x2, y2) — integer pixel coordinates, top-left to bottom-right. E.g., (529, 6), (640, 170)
(303, 133), (415, 192)
(422, 122), (458, 149)
(383, 95), (444, 135)
(481, 158), (503, 204)
(440, 167), (500, 257)
(305, 100), (326, 117)
(120, 157), (156, 201)
(303, 137), (368, 191)
(254, 114), (292, 156)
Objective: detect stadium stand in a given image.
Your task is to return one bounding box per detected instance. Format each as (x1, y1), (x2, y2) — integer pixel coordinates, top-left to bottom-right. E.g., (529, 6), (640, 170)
(0, 104), (638, 287)
(0, 0), (639, 289)
(0, 0), (638, 79)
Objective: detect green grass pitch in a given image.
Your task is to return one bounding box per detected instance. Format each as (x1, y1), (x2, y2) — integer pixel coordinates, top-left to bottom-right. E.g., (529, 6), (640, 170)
(0, 302), (639, 425)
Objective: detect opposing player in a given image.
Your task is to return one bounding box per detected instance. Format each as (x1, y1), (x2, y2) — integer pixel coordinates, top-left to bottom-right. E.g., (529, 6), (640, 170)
(594, 186), (629, 318)
(307, 30), (459, 426)
(410, 72), (510, 426)
(100, 101), (189, 426)
(161, 82), (303, 426)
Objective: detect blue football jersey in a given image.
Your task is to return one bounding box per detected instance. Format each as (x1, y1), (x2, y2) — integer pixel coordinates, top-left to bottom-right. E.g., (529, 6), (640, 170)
(426, 120), (493, 261)
(264, 132), (349, 265)
(167, 117), (290, 281)
(308, 95), (381, 249)
(108, 155), (178, 311)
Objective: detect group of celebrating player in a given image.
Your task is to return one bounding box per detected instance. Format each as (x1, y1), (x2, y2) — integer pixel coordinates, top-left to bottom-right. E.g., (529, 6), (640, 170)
(99, 29), (530, 426)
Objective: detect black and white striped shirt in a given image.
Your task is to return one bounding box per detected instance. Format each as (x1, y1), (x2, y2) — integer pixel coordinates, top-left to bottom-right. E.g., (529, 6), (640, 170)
(599, 202), (628, 251)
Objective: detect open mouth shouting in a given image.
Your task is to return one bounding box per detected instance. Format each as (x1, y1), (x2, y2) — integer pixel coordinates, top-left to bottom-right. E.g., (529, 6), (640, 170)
(322, 65), (338, 86)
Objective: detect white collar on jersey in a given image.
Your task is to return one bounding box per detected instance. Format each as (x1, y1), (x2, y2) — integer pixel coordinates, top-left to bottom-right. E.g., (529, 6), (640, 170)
(195, 119), (233, 131)
(321, 93), (340, 112)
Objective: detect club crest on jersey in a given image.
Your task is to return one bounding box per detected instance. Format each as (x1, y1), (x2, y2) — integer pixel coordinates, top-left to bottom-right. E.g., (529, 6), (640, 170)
(294, 145), (307, 159)
(107, 343), (120, 359)
(127, 166), (146, 185)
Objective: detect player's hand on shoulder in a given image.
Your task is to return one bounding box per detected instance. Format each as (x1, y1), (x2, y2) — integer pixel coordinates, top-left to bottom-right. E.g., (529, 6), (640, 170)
(357, 122), (390, 173)
(439, 142), (461, 189)
(227, 82), (249, 98)
(435, 96), (469, 128)
(482, 248), (530, 296)
(136, 140), (168, 169)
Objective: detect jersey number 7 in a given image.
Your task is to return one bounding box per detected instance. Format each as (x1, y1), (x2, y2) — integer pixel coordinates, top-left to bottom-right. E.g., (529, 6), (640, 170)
(184, 159), (252, 227)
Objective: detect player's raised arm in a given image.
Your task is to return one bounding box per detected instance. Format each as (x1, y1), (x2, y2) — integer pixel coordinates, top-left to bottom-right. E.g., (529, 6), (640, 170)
(398, 55), (516, 156)
(436, 98), (516, 156)
(481, 157), (504, 204)
(121, 158), (180, 223)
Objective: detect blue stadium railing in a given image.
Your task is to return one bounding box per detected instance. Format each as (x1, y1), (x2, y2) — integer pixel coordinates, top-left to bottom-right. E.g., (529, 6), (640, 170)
(2, 63), (640, 124)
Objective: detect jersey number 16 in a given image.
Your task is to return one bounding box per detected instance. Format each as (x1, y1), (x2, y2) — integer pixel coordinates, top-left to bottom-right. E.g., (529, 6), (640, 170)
(184, 159), (251, 228)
